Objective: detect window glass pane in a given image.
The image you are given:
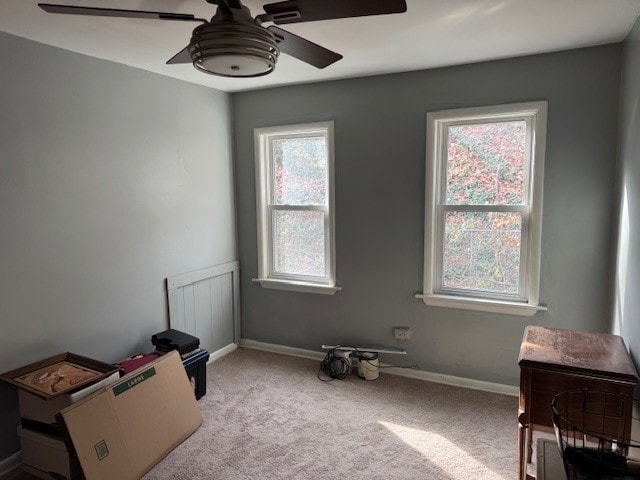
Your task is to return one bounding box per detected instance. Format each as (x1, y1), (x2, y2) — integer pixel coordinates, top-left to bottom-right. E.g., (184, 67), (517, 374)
(274, 210), (325, 277)
(272, 136), (327, 205)
(443, 211), (521, 294)
(446, 121), (526, 205)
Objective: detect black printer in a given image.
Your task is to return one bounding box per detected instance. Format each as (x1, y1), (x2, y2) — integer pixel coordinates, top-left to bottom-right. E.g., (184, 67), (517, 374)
(152, 328), (200, 356)
(151, 328), (208, 400)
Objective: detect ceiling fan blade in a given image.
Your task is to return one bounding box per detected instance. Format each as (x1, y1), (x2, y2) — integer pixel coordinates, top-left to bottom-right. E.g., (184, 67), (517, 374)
(268, 26), (342, 69)
(38, 4), (203, 22)
(166, 46), (192, 65)
(263, 0), (406, 25)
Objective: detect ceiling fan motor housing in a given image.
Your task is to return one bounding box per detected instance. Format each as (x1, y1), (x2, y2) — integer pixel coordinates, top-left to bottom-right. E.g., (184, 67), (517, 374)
(189, 6), (280, 77)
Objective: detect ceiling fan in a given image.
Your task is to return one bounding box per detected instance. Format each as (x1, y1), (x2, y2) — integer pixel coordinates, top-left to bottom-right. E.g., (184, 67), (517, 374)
(38, 0), (408, 78)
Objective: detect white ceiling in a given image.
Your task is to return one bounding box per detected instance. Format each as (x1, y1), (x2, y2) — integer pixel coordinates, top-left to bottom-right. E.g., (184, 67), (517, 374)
(1, 0), (639, 93)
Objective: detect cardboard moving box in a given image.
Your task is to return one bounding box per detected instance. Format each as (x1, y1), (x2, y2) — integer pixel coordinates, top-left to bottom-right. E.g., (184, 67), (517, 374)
(57, 351), (203, 480)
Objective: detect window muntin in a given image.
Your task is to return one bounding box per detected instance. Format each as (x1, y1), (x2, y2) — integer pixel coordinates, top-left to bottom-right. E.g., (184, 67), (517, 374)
(423, 102), (546, 309)
(254, 122), (336, 290)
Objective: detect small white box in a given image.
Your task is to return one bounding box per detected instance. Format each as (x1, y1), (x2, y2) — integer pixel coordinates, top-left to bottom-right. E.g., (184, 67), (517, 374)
(17, 426), (75, 480)
(19, 371), (120, 426)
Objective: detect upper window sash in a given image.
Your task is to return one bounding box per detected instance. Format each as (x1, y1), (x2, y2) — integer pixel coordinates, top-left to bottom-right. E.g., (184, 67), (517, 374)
(267, 131), (329, 208)
(436, 115), (535, 208)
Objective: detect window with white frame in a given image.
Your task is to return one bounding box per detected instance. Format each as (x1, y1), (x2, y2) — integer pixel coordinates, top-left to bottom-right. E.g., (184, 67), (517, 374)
(253, 122), (339, 295)
(418, 102), (547, 316)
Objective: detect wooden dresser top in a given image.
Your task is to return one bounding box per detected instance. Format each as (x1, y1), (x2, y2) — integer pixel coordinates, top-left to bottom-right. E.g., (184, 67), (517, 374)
(518, 325), (639, 383)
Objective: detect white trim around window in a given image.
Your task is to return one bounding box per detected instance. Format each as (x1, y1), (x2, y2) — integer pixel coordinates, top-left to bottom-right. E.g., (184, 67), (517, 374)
(253, 121), (340, 295)
(417, 102), (548, 316)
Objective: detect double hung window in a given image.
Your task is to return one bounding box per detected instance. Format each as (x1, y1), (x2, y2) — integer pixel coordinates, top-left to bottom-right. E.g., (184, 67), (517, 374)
(253, 122), (338, 294)
(419, 102), (547, 316)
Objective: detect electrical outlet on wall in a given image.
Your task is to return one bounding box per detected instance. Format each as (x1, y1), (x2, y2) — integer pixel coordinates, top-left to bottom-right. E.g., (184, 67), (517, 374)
(393, 327), (412, 341)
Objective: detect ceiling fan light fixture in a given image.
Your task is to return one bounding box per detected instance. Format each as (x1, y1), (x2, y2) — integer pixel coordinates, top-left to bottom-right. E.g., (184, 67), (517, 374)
(189, 21), (279, 77)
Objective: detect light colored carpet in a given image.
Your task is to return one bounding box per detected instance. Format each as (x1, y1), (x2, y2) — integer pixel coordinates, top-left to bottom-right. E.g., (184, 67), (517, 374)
(144, 348), (518, 480)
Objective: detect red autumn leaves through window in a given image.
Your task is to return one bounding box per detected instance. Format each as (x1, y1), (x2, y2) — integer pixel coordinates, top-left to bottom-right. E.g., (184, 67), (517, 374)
(443, 121), (527, 295)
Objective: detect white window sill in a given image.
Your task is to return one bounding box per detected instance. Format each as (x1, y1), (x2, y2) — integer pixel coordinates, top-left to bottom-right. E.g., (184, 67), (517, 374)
(252, 278), (341, 295)
(415, 293), (546, 317)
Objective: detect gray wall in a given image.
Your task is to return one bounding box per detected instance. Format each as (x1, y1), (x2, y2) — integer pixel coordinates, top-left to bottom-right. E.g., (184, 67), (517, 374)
(612, 17), (640, 361)
(233, 45), (622, 387)
(0, 32), (236, 459)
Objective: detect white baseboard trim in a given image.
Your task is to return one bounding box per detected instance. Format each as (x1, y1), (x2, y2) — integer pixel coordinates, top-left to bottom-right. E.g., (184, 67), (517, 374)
(379, 365), (519, 397)
(207, 343), (238, 364)
(239, 339), (518, 397)
(240, 339), (326, 362)
(0, 451), (21, 479)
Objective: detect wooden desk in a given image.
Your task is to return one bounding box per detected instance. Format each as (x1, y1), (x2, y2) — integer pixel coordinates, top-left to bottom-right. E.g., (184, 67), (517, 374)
(517, 326), (638, 480)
